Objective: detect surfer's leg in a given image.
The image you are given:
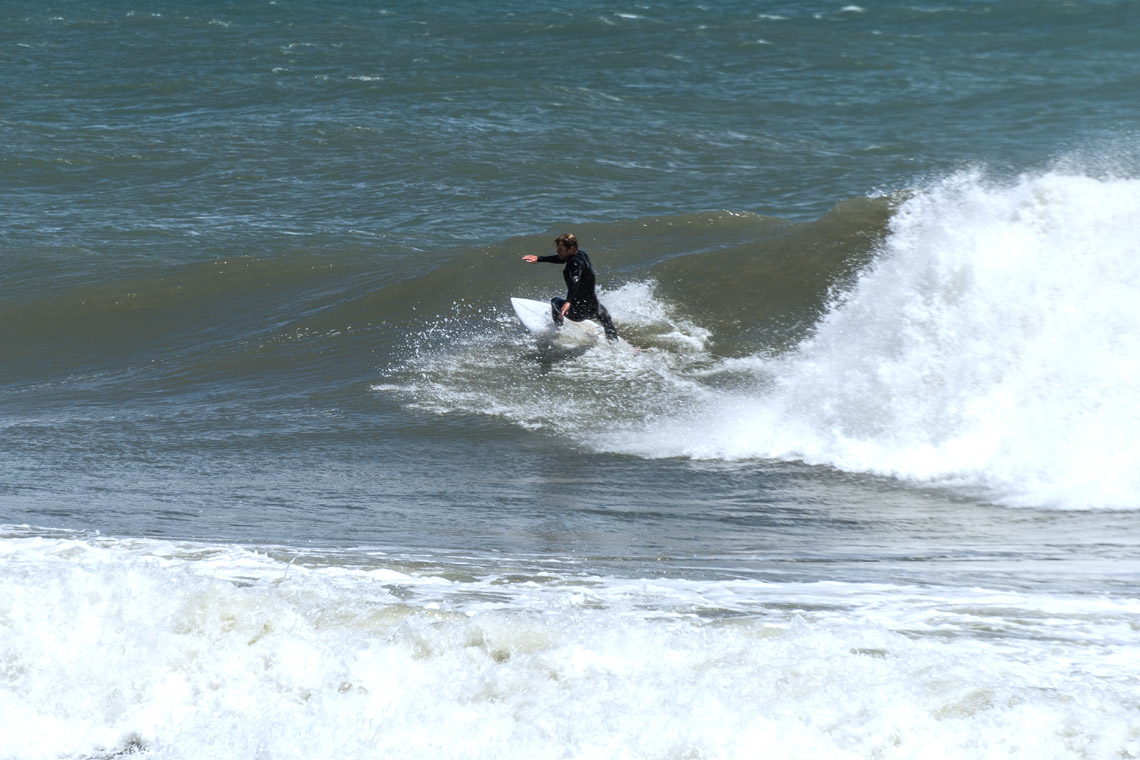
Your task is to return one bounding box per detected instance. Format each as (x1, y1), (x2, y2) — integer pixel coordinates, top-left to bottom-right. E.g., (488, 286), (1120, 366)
(550, 298), (567, 326)
(596, 303), (619, 341)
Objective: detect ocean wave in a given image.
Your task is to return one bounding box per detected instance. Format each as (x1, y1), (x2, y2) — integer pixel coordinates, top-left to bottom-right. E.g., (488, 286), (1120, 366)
(378, 169), (1140, 509)
(16, 170), (1139, 511)
(4, 205), (884, 388)
(602, 170), (1140, 509)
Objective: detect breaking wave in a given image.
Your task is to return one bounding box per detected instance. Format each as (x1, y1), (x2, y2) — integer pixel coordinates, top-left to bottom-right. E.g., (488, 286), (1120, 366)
(603, 170), (1140, 509)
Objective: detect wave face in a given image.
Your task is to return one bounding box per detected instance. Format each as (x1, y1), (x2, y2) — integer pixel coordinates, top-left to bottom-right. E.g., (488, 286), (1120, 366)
(602, 171), (1140, 509)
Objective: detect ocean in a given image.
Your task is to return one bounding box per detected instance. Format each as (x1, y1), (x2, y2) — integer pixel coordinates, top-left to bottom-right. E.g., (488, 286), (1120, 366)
(2, 1), (1139, 758)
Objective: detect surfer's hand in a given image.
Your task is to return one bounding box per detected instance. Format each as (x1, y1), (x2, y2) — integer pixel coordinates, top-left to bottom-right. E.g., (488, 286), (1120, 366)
(521, 255), (538, 263)
(560, 302), (571, 317)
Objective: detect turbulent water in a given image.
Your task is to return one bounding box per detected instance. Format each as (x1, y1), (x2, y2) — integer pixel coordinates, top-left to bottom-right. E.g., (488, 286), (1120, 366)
(3, 2), (1140, 759)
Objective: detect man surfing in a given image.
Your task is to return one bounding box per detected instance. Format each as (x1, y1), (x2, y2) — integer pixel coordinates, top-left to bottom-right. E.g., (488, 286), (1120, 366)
(521, 233), (619, 341)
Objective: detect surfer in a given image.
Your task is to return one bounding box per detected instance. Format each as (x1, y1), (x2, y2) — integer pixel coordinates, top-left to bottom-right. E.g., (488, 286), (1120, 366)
(521, 233), (619, 341)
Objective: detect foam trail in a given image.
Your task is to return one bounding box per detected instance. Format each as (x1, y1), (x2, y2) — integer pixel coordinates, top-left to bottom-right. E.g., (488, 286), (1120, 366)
(606, 171), (1140, 509)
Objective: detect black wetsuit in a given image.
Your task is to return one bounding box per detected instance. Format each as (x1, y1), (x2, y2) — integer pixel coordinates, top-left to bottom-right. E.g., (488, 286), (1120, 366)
(535, 249), (619, 340)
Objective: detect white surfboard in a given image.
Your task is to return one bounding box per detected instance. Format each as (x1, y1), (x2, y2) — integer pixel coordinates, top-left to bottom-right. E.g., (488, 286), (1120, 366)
(510, 297), (604, 345)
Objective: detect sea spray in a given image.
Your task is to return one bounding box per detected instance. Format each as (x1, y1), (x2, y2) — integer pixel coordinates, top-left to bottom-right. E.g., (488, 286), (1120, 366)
(378, 281), (718, 432)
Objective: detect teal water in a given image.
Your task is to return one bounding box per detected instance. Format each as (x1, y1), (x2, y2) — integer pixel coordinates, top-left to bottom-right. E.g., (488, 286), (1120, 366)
(3, 2), (1140, 758)
(4, 0), (1138, 261)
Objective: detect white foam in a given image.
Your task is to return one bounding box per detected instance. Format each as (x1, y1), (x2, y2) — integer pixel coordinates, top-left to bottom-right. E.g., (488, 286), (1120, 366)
(605, 170), (1140, 509)
(2, 533), (1138, 759)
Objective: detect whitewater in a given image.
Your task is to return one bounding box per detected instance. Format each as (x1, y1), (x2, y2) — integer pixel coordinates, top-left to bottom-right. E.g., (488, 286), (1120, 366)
(601, 171), (1140, 510)
(3, 530), (1138, 760)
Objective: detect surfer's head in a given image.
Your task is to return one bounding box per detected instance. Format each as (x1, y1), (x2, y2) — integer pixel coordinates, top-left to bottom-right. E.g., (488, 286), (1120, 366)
(554, 233), (578, 259)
